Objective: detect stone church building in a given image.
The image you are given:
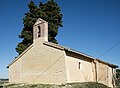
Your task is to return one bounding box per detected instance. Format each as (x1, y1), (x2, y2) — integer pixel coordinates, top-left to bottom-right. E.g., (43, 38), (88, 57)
(7, 18), (118, 88)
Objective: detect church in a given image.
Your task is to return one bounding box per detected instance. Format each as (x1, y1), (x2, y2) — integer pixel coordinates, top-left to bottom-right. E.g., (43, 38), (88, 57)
(7, 18), (118, 88)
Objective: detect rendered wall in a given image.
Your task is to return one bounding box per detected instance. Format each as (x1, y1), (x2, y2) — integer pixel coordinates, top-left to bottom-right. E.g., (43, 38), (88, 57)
(97, 62), (108, 85)
(65, 52), (94, 83)
(9, 58), (21, 83)
(108, 67), (113, 88)
(9, 38), (66, 84)
(65, 52), (115, 88)
(8, 38), (116, 88)
(97, 62), (114, 88)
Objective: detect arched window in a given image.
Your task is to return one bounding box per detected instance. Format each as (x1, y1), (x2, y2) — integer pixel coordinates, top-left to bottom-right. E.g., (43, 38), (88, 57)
(38, 26), (41, 37)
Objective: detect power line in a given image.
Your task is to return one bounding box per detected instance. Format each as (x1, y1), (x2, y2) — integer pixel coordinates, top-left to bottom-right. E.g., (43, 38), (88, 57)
(98, 40), (120, 58)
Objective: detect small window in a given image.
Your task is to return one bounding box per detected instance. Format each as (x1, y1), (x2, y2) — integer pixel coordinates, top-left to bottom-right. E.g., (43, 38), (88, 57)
(38, 26), (41, 37)
(78, 62), (81, 69)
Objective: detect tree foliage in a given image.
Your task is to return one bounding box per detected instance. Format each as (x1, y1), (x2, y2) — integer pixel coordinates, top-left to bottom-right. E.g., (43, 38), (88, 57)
(116, 69), (120, 88)
(116, 69), (120, 79)
(16, 0), (63, 54)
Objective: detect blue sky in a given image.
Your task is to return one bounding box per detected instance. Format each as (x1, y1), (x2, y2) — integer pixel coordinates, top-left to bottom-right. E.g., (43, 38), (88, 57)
(0, 0), (120, 78)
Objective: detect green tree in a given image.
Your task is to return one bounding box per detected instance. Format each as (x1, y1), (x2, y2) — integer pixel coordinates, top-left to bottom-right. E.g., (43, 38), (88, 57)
(116, 69), (120, 87)
(16, 0), (63, 54)
(116, 69), (120, 79)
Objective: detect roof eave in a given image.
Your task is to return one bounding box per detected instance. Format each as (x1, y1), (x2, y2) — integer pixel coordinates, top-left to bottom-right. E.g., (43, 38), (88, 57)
(64, 48), (95, 60)
(96, 59), (118, 68)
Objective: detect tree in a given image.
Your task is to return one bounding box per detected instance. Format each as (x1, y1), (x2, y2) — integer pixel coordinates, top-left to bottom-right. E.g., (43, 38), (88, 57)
(16, 0), (63, 54)
(116, 69), (120, 87)
(116, 69), (120, 79)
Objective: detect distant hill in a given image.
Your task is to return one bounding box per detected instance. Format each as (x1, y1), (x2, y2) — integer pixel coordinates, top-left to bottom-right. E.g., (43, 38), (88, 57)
(0, 78), (8, 81)
(0, 79), (8, 87)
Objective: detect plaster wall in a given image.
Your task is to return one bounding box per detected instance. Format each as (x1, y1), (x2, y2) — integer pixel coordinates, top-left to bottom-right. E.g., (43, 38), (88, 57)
(9, 58), (21, 83)
(97, 62), (114, 88)
(65, 52), (94, 83)
(9, 38), (66, 84)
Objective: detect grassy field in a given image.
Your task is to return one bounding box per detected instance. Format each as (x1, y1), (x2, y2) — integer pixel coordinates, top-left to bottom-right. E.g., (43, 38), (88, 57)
(1, 82), (111, 88)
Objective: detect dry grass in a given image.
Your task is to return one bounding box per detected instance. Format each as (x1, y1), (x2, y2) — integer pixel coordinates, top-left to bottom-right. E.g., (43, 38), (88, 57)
(2, 82), (111, 88)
